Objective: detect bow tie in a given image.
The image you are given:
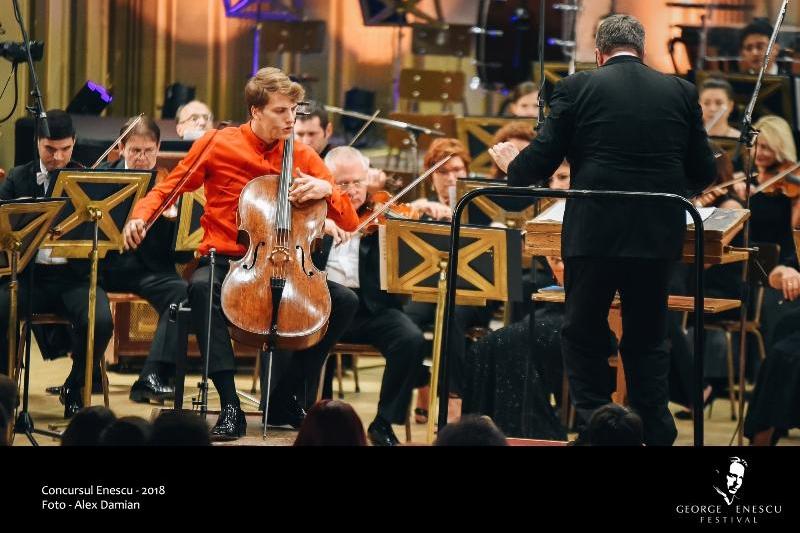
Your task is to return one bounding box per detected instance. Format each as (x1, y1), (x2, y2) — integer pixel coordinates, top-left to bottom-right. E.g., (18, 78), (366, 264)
(36, 171), (48, 187)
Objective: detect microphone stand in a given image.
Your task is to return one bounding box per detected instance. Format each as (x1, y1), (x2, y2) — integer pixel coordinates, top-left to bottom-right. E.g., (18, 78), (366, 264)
(731, 0), (789, 446)
(10, 0), (61, 446)
(536, 0), (547, 132)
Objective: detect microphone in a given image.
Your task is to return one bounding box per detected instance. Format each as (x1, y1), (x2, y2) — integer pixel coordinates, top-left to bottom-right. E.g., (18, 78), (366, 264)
(38, 111), (50, 139)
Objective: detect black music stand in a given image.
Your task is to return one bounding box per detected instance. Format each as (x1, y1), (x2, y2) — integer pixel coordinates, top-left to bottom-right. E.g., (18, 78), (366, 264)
(42, 168), (153, 407)
(0, 198), (67, 445)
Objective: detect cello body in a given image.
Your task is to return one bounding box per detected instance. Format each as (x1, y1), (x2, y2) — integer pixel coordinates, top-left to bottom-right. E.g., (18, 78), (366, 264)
(220, 137), (330, 350)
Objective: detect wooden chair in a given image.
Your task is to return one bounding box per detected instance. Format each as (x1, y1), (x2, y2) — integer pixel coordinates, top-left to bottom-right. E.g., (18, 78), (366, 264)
(17, 313), (110, 408)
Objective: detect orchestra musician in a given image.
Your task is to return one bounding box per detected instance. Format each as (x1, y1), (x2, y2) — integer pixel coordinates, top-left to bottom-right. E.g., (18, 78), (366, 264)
(314, 146), (431, 446)
(294, 100), (335, 158)
(0, 110), (114, 418)
(489, 15), (717, 445)
(738, 19), (782, 76)
(122, 67), (360, 440)
(175, 100), (214, 141)
(404, 138), (497, 423)
(97, 116), (189, 404)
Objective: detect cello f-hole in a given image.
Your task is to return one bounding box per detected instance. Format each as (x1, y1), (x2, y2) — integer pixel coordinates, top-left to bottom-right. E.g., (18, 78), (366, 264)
(243, 241), (265, 270)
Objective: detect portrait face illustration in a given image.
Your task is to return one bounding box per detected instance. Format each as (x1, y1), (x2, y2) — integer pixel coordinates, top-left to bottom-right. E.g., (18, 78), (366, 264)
(727, 462), (745, 496)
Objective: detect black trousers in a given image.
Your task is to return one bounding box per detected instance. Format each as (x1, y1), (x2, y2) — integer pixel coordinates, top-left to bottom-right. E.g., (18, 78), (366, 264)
(0, 264), (113, 387)
(341, 305), (426, 424)
(562, 257), (677, 446)
(101, 258), (188, 377)
(188, 258), (358, 407)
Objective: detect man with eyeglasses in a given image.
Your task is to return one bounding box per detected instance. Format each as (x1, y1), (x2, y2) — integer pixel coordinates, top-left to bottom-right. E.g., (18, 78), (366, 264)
(738, 19), (782, 75)
(315, 146), (428, 446)
(175, 100), (214, 141)
(99, 116), (189, 405)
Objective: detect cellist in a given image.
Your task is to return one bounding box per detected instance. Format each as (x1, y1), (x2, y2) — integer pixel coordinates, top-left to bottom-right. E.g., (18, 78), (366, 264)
(122, 67), (359, 440)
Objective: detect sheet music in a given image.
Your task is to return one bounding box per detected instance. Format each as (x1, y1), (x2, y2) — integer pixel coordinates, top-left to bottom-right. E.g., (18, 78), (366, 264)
(535, 199), (715, 226)
(686, 207), (715, 225)
(379, 224), (388, 291)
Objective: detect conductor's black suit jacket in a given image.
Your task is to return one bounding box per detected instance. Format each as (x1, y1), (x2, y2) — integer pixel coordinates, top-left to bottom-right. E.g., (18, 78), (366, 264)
(508, 55), (717, 259)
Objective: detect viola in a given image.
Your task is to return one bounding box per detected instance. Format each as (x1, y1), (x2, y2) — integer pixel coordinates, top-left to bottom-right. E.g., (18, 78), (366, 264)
(693, 173), (747, 207)
(220, 135), (331, 350)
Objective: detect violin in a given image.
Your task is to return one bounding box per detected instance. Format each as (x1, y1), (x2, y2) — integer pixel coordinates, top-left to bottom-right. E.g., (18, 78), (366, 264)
(753, 161), (800, 198)
(357, 190), (421, 235)
(351, 154), (453, 235)
(220, 134), (331, 350)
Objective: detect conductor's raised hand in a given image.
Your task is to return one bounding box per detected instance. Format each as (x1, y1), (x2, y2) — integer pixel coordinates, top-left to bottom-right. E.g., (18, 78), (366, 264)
(289, 170), (333, 205)
(488, 142), (521, 175)
(123, 218), (147, 250)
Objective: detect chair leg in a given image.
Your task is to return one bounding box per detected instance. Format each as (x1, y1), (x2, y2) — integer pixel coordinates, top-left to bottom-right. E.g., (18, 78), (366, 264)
(353, 354), (361, 393)
(405, 406), (412, 443)
(335, 353), (344, 399)
(724, 331), (737, 421)
(99, 355), (110, 408)
(560, 365), (571, 428)
(251, 351), (260, 394)
(752, 328), (767, 361)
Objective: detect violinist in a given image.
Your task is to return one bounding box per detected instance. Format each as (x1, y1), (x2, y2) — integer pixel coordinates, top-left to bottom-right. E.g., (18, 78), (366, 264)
(98, 116), (189, 405)
(0, 110), (114, 418)
(738, 115), (800, 298)
(404, 138), (496, 424)
(122, 67), (360, 440)
(406, 137), (470, 221)
(315, 146), (428, 446)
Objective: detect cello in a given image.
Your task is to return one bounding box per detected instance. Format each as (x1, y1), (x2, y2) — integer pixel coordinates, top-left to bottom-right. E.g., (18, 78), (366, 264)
(220, 135), (330, 350)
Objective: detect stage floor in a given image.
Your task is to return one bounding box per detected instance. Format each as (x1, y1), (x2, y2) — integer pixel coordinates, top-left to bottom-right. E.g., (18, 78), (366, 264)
(7, 345), (799, 447)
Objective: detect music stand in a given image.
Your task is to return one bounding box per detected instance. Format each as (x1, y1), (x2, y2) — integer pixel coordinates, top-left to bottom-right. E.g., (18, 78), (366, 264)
(0, 199), (66, 444)
(174, 189), (205, 252)
(42, 169), (152, 407)
(456, 117), (537, 176)
(379, 218), (520, 442)
(455, 177), (550, 229)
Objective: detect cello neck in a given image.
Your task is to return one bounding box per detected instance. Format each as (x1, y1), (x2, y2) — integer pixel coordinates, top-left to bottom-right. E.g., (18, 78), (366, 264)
(277, 135), (294, 232)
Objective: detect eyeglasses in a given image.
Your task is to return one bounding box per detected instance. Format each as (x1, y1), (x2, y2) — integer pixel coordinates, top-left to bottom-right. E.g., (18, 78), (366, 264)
(179, 113), (213, 125)
(126, 147), (158, 158)
(336, 178), (366, 190)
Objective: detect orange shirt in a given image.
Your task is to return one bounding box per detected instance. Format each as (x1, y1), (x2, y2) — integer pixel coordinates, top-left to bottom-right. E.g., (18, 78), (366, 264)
(132, 123), (358, 257)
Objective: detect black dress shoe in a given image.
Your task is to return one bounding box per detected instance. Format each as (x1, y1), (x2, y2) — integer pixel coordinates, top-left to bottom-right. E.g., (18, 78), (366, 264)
(265, 396), (306, 429)
(59, 386), (83, 419)
(48, 379), (103, 396)
(368, 417), (400, 446)
(129, 373), (175, 404)
(210, 404), (247, 441)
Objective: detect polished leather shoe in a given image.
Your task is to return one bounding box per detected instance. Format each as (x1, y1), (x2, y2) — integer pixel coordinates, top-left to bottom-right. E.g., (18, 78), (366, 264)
(368, 417), (400, 446)
(265, 396), (306, 429)
(210, 404), (247, 441)
(59, 386), (83, 419)
(129, 373), (175, 404)
(48, 379), (103, 396)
